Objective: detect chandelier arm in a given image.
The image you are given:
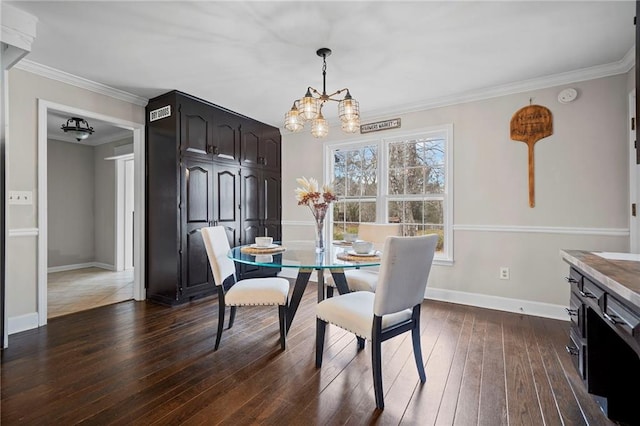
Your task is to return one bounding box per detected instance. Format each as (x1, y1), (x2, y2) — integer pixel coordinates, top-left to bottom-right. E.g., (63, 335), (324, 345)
(308, 87), (322, 98)
(325, 88), (350, 100)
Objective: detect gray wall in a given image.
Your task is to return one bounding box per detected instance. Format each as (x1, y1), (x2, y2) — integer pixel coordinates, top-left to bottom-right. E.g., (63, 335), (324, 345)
(47, 137), (133, 269)
(47, 139), (95, 267)
(6, 68), (145, 319)
(282, 73), (631, 317)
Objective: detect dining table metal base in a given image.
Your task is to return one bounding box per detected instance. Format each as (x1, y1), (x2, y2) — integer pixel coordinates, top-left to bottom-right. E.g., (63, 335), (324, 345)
(285, 267), (350, 332)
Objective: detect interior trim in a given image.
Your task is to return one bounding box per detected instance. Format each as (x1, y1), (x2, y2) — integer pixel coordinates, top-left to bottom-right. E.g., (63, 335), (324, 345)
(283, 221), (629, 237)
(363, 46), (635, 123)
(15, 59), (148, 107)
(453, 224), (629, 237)
(276, 268), (567, 321)
(7, 227), (38, 237)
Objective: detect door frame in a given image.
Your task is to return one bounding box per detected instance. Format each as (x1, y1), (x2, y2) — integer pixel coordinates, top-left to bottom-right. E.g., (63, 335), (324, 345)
(630, 90), (639, 253)
(113, 153), (135, 271)
(37, 99), (145, 326)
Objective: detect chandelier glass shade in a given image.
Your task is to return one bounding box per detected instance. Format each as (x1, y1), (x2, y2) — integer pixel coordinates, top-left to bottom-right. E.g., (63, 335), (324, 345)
(284, 48), (360, 138)
(61, 117), (95, 141)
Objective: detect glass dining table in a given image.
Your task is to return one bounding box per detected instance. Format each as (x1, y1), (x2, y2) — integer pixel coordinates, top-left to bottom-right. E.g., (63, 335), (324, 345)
(228, 240), (381, 332)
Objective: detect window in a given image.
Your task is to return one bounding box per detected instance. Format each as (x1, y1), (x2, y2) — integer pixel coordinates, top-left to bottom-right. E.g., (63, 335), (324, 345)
(327, 125), (453, 262)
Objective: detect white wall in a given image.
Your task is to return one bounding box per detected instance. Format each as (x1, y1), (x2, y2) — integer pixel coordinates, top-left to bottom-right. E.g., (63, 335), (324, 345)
(6, 68), (144, 324)
(282, 73), (630, 317)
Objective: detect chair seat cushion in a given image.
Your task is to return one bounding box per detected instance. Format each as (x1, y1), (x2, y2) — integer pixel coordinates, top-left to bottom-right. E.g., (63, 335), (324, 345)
(226, 277), (289, 306)
(325, 269), (379, 292)
(316, 291), (412, 340)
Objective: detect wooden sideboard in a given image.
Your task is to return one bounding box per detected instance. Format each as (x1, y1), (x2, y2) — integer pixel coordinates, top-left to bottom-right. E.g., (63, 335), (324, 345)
(561, 250), (640, 425)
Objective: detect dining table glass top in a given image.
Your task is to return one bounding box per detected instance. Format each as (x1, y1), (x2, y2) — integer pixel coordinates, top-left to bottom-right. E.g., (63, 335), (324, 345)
(227, 240), (382, 269)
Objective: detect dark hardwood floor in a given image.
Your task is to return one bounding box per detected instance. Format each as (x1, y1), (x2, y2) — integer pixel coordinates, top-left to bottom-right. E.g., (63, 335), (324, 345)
(1, 281), (615, 425)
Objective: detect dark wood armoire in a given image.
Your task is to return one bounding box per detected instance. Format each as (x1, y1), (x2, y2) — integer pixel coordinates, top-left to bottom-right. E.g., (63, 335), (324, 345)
(145, 90), (282, 306)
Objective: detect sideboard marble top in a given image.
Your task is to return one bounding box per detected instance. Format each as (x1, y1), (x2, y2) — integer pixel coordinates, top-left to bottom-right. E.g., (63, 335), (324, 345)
(560, 249), (640, 308)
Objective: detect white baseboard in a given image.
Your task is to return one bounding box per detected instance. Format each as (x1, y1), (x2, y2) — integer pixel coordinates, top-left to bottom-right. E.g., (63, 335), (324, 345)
(424, 287), (568, 321)
(8, 312), (39, 335)
(279, 268), (568, 321)
(48, 262), (115, 273)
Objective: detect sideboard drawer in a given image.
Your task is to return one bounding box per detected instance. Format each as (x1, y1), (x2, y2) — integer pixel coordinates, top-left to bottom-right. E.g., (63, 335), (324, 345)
(604, 296), (640, 339)
(567, 328), (585, 380)
(568, 291), (584, 337)
(582, 278), (605, 311)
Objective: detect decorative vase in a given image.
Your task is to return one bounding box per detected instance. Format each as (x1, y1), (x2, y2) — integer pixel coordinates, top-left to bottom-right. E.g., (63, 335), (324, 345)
(314, 205), (328, 253)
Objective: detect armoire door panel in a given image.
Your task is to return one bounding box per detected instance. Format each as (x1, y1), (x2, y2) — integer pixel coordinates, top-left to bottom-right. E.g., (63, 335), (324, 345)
(242, 172), (261, 222)
(185, 165), (211, 223)
(264, 174), (281, 223)
(261, 136), (281, 170)
(181, 112), (210, 157)
(213, 123), (238, 162)
(216, 169), (238, 222)
(241, 129), (260, 167)
(185, 229), (211, 290)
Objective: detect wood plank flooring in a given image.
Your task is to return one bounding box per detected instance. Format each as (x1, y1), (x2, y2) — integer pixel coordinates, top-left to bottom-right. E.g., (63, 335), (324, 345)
(1, 281), (615, 425)
(48, 267), (134, 318)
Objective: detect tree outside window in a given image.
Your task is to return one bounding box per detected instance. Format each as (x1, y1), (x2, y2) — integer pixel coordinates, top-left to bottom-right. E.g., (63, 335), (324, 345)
(328, 125), (452, 261)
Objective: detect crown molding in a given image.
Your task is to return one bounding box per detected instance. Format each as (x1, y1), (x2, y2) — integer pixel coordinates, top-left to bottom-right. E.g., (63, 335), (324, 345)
(361, 47), (636, 123)
(14, 59), (148, 107)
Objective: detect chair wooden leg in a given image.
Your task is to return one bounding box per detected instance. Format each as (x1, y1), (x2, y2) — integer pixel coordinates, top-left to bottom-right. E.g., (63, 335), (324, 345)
(411, 306), (426, 382)
(357, 336), (365, 350)
(228, 306), (237, 329)
(279, 305), (287, 350)
(316, 318), (327, 368)
(372, 316), (384, 409)
(215, 291), (226, 351)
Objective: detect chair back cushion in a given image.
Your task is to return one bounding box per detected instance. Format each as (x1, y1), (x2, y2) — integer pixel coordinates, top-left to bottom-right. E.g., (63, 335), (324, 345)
(201, 226), (236, 286)
(358, 223), (402, 245)
(373, 234), (438, 316)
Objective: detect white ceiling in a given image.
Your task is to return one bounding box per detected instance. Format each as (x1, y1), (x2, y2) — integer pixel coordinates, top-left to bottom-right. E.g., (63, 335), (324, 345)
(7, 1), (636, 140)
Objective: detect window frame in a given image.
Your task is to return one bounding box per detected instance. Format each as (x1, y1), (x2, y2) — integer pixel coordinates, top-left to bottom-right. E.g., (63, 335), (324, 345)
(324, 124), (453, 265)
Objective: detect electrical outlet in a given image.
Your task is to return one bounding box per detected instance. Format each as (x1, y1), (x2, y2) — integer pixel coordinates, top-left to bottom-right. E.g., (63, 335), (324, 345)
(8, 191), (33, 205)
(500, 267), (510, 280)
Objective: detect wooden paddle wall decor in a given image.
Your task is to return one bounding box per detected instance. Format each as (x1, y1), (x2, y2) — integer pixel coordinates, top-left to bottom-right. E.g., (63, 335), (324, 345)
(510, 104), (553, 207)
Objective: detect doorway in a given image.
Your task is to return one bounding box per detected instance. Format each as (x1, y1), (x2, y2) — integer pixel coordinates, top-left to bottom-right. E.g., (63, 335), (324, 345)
(47, 112), (135, 318)
(37, 100), (145, 326)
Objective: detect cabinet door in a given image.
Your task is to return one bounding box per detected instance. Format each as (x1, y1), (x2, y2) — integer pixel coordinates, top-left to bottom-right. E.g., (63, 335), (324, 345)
(262, 170), (282, 240)
(240, 121), (281, 170)
(213, 163), (241, 247)
(181, 158), (214, 297)
(180, 97), (213, 159)
(212, 109), (240, 164)
(239, 168), (262, 276)
(260, 128), (281, 171)
(240, 120), (261, 168)
(240, 168), (262, 242)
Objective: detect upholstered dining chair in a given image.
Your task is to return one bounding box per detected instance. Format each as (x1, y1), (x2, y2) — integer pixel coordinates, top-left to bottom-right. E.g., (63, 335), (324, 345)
(316, 234), (438, 409)
(326, 223), (402, 294)
(201, 226), (290, 351)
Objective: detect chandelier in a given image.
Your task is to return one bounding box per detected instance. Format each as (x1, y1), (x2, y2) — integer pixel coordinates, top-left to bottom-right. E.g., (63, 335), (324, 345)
(284, 48), (360, 138)
(61, 117), (94, 141)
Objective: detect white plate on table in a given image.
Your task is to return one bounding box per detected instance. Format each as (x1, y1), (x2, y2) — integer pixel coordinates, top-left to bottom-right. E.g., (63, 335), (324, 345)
(249, 243), (279, 249)
(333, 240), (352, 246)
(347, 250), (379, 257)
